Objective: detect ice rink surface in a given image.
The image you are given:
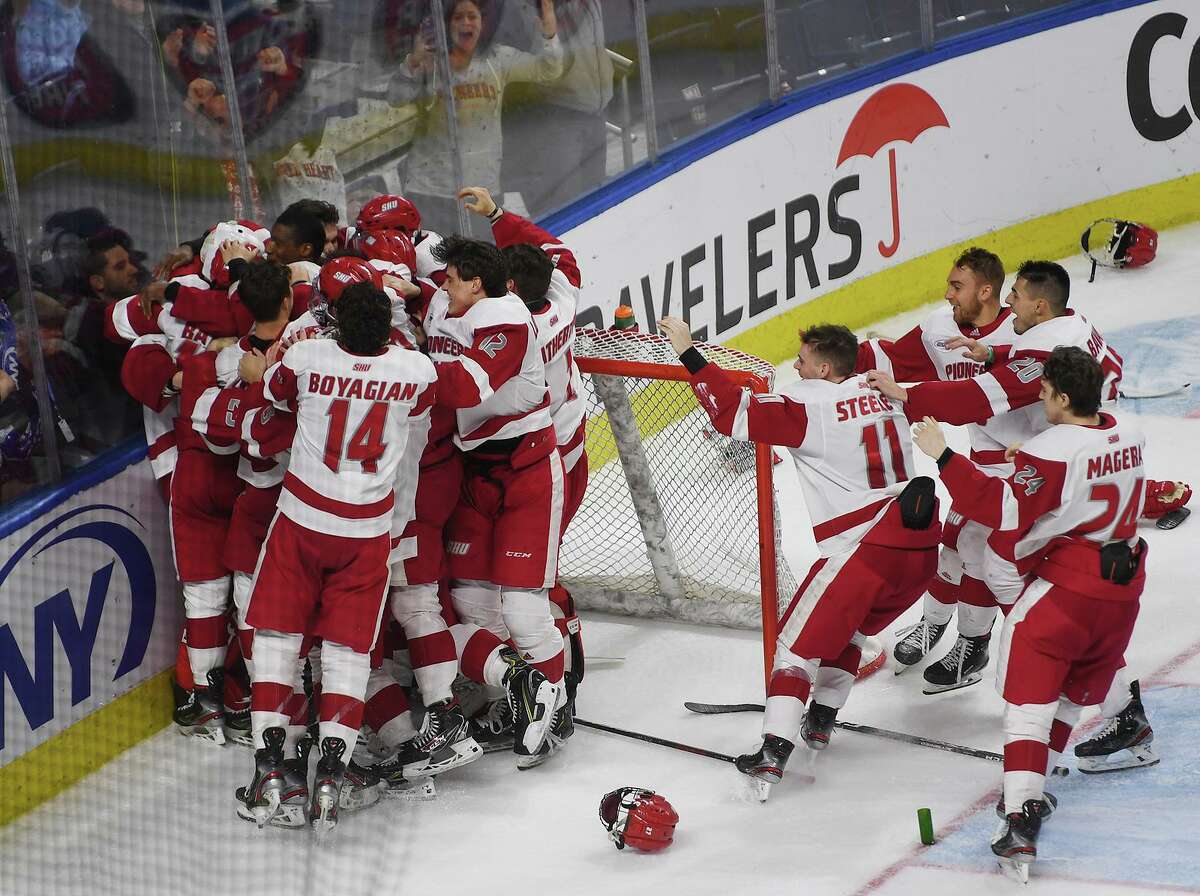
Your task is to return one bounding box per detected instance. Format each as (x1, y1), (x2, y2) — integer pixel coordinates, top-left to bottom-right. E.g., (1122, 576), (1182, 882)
(3, 227), (1199, 896)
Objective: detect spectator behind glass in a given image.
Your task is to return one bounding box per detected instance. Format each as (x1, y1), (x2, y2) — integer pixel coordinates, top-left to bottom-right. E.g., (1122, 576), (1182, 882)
(388, 0), (562, 238)
(499, 0), (612, 217)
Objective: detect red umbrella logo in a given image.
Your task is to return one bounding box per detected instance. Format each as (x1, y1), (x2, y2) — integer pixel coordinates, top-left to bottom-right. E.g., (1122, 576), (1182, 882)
(837, 84), (950, 258)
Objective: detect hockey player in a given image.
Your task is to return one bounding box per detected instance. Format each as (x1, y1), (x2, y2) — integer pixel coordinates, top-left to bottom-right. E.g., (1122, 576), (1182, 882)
(912, 347), (1148, 881)
(459, 186), (587, 761)
(855, 248), (1017, 684)
(423, 235), (567, 769)
(658, 316), (942, 797)
(238, 283), (437, 838)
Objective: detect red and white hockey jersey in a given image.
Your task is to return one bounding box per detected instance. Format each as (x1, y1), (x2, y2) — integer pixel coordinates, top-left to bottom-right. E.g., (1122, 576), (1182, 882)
(120, 334), (206, 481)
(904, 310), (1124, 452)
(689, 363), (939, 556)
(492, 211), (586, 471)
(262, 338), (437, 537)
(107, 288), (215, 352)
(423, 291), (553, 452)
(938, 411), (1147, 604)
(859, 305), (1018, 470)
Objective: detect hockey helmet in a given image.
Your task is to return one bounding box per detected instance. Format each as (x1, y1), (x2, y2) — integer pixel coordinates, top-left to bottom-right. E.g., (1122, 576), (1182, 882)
(1081, 218), (1157, 282)
(352, 229), (417, 276)
(356, 195), (421, 236)
(599, 787), (679, 852)
(311, 256), (382, 327)
(200, 220), (269, 287)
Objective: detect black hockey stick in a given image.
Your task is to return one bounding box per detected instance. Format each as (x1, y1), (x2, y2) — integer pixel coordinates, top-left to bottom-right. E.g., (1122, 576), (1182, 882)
(683, 702), (1069, 776)
(575, 718), (737, 764)
(1118, 382), (1191, 400)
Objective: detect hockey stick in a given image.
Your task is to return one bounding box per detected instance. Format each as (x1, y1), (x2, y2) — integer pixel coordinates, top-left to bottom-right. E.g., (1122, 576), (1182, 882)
(682, 702), (1069, 776)
(1117, 383), (1191, 400)
(575, 718), (737, 764)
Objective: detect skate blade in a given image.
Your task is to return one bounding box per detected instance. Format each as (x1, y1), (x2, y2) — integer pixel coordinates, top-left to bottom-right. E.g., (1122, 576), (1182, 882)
(384, 778), (437, 801)
(311, 795), (337, 844)
(996, 856), (1031, 884)
(752, 779), (772, 802)
(402, 737), (483, 779)
(252, 790), (281, 829)
(922, 672), (983, 695)
(237, 801), (307, 829)
(1076, 743), (1160, 774)
(178, 724), (226, 746)
(477, 735), (516, 754)
(520, 679), (561, 755)
(338, 783), (383, 813)
(224, 728), (255, 750)
(515, 733), (564, 770)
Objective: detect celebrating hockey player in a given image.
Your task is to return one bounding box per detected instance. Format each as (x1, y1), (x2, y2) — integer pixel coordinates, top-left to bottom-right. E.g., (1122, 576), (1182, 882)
(658, 316), (941, 798)
(912, 346), (1149, 882)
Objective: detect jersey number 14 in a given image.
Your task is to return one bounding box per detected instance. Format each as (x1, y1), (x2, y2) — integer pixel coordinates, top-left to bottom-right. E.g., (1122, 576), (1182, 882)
(323, 399), (389, 473)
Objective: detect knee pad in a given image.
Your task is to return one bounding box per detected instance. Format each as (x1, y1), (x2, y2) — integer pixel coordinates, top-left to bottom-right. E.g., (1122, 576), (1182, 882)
(771, 645), (818, 683)
(500, 588), (557, 648)
(183, 576), (232, 615)
(1003, 701), (1058, 743)
(451, 579), (505, 638)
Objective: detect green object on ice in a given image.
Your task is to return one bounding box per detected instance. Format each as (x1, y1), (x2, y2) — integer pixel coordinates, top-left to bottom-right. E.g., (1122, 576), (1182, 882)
(917, 807), (934, 845)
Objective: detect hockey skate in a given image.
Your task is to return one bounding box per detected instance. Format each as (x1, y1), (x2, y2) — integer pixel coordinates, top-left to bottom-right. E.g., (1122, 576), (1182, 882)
(1075, 680), (1159, 773)
(736, 735), (795, 801)
(173, 669), (226, 745)
(237, 734), (310, 828)
(923, 633), (990, 694)
(800, 702), (838, 750)
(235, 726), (290, 828)
(310, 737), (348, 843)
(992, 799), (1046, 883)
(499, 646), (559, 757)
(893, 617), (949, 672)
(515, 698), (574, 770)
(996, 791), (1056, 820)
(223, 705), (254, 750)
(375, 698), (482, 780)
(469, 698), (516, 754)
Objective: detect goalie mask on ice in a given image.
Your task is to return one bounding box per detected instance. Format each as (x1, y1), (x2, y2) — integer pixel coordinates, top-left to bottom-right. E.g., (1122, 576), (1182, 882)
(598, 787), (678, 852)
(1081, 218), (1157, 282)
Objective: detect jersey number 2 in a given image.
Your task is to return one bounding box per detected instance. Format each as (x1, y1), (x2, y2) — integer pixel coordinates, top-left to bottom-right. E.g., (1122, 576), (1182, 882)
(323, 399), (388, 473)
(861, 419), (909, 489)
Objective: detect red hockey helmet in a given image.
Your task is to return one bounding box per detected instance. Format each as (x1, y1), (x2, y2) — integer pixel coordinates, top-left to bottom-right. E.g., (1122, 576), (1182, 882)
(352, 229), (417, 274)
(312, 256), (382, 326)
(599, 787), (679, 852)
(1082, 218), (1158, 281)
(356, 195), (421, 236)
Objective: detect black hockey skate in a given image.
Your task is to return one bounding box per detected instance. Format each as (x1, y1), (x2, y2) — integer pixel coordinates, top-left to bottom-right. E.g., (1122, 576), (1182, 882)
(173, 668), (226, 745)
(499, 646), (559, 758)
(892, 617), (949, 671)
(996, 791), (1056, 819)
(1074, 680), (1159, 773)
(800, 703), (838, 751)
(310, 737), (348, 842)
(992, 799), (1046, 883)
(223, 705), (254, 750)
(469, 698), (516, 753)
(923, 632), (990, 694)
(235, 726), (289, 828)
(736, 735), (795, 783)
(516, 698), (574, 770)
(237, 733), (311, 828)
(387, 698), (481, 780)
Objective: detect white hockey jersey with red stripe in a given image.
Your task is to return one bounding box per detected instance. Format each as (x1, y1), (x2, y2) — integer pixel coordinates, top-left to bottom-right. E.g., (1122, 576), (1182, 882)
(262, 338), (437, 537)
(120, 334), (205, 481)
(858, 305), (1018, 470)
(492, 211), (586, 470)
(689, 362), (939, 557)
(423, 291), (553, 452)
(905, 310), (1123, 452)
(938, 411), (1147, 604)
(107, 288), (215, 352)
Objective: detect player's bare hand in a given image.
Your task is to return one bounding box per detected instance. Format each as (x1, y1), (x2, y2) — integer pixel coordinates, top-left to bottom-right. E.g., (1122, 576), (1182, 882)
(138, 281), (168, 318)
(658, 316), (694, 355)
(913, 416), (948, 459)
(239, 349), (268, 384)
(866, 370), (908, 402)
(1004, 442), (1022, 462)
(383, 273), (421, 299)
(457, 187), (497, 219)
(153, 244), (193, 279)
(221, 239), (258, 263)
(944, 335), (989, 363)
(264, 339), (286, 367)
(206, 336), (238, 353)
(170, 369), (184, 392)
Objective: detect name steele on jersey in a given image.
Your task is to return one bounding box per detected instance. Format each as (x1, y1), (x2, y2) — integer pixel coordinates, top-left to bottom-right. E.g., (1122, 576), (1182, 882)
(306, 371), (422, 402)
(836, 390), (895, 421)
(1088, 445), (1144, 480)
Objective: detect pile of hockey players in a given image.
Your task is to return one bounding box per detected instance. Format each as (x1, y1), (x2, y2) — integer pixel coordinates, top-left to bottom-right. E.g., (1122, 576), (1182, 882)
(108, 187), (588, 839)
(655, 246), (1190, 883)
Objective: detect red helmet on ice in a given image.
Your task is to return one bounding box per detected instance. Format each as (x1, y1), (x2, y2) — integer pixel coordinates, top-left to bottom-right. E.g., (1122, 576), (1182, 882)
(1082, 218), (1158, 282)
(599, 787), (679, 852)
(352, 229), (417, 274)
(312, 256), (382, 326)
(356, 195), (421, 236)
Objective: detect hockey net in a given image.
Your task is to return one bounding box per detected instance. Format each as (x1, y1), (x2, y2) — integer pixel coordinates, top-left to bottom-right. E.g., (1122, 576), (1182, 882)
(560, 326), (884, 683)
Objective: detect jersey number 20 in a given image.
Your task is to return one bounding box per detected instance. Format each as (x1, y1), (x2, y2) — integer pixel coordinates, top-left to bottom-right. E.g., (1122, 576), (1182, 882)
(323, 399), (389, 473)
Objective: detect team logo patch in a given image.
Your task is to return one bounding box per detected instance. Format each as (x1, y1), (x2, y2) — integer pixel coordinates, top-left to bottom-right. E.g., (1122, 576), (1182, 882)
(479, 333), (508, 358)
(447, 541), (470, 556)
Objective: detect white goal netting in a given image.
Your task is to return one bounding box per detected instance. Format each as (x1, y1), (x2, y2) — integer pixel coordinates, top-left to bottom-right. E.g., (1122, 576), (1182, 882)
(559, 326), (798, 629)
